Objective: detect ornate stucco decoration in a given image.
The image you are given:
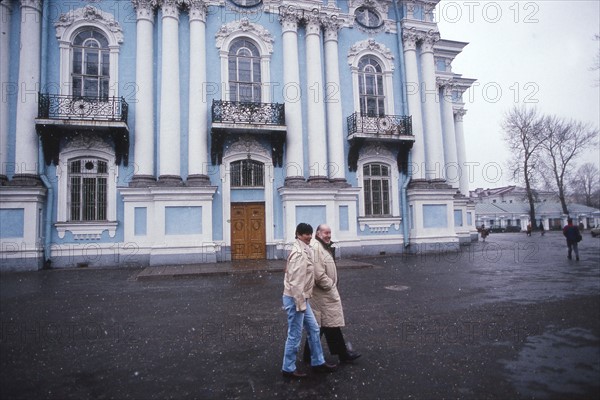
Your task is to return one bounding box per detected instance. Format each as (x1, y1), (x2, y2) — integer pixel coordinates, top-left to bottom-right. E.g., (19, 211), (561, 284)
(55, 5), (124, 43)
(225, 135), (270, 160)
(215, 18), (274, 54)
(347, 38), (394, 67)
(62, 133), (114, 154)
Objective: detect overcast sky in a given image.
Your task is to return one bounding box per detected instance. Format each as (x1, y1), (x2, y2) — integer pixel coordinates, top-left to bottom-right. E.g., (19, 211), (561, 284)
(435, 0), (600, 191)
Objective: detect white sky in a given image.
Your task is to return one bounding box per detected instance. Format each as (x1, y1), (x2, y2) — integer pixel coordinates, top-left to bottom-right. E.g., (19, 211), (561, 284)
(435, 0), (600, 191)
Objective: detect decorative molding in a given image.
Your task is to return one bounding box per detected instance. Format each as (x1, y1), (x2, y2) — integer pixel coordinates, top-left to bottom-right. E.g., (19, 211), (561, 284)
(62, 133), (114, 153)
(224, 135), (271, 160)
(348, 38), (394, 66)
(360, 142), (395, 160)
(421, 30), (440, 52)
(20, 0), (42, 12)
(322, 14), (342, 41)
(348, 0), (391, 16)
(55, 5), (124, 43)
(55, 222), (118, 240)
(215, 18), (274, 54)
(358, 217), (402, 233)
(402, 28), (420, 51)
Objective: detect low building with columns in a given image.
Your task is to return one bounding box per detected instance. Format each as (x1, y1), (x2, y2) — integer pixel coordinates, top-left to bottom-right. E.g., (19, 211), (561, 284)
(0, 0), (478, 270)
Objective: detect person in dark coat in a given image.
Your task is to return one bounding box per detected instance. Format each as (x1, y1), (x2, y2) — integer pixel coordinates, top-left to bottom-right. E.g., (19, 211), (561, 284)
(562, 218), (581, 261)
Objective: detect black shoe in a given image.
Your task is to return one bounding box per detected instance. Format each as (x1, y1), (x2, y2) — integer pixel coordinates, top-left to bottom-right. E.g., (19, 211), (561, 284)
(282, 369), (307, 379)
(568, 255), (572, 260)
(576, 257), (580, 261)
(311, 362), (338, 373)
(340, 351), (361, 363)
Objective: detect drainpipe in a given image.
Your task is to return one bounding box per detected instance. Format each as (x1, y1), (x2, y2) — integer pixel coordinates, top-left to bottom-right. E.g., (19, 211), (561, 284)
(393, 0), (409, 115)
(402, 150), (412, 247)
(39, 0), (52, 268)
(395, 1), (411, 247)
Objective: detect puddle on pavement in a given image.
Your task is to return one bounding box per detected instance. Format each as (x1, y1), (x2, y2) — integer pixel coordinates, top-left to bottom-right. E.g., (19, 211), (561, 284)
(500, 326), (600, 397)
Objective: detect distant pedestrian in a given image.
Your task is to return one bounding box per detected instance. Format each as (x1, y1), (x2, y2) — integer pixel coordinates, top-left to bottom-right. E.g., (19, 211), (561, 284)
(281, 223), (337, 379)
(539, 222), (545, 236)
(526, 223), (532, 236)
(302, 224), (361, 364)
(562, 218), (582, 261)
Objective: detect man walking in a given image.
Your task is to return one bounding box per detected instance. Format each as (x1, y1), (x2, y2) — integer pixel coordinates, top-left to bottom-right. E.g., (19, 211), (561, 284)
(303, 224), (361, 363)
(281, 223), (337, 379)
(563, 218), (582, 261)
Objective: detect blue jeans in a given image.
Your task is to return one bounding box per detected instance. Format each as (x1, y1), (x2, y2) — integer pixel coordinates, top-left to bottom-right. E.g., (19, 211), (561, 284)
(281, 295), (325, 372)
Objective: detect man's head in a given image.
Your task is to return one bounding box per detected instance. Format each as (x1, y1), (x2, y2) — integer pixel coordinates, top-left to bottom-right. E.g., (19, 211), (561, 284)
(295, 223), (313, 245)
(316, 224), (332, 244)
(568, 218), (573, 224)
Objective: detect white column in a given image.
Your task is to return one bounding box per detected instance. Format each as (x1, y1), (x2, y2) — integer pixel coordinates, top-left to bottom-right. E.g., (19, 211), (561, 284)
(323, 19), (346, 182)
(0, 1), (12, 182)
(14, 0), (42, 182)
(419, 32), (445, 181)
(280, 11), (304, 182)
(187, 1), (209, 185)
(440, 81), (458, 189)
(158, 0), (181, 184)
(305, 15), (328, 182)
(132, 0), (156, 185)
(402, 29), (425, 180)
(454, 108), (469, 195)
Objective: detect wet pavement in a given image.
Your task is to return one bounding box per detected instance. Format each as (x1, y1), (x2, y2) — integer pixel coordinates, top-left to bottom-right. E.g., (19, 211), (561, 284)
(1, 231), (599, 399)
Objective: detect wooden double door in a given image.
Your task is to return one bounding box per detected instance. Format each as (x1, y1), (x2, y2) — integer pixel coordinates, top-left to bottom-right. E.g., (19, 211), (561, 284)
(231, 202), (266, 260)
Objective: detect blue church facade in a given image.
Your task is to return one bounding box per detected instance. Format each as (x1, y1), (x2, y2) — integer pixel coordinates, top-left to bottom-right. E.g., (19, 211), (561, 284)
(0, 0), (478, 270)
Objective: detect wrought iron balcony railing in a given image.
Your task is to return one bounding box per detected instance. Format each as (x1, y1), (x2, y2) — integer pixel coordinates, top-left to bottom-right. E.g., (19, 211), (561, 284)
(212, 100), (285, 126)
(38, 93), (128, 122)
(347, 112), (412, 138)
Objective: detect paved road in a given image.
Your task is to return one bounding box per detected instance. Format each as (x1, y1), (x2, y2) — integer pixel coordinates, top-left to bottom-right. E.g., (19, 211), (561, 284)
(1, 232), (599, 399)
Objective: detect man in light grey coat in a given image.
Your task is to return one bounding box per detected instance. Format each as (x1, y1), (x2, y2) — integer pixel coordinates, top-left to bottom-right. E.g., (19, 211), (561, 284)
(303, 224), (361, 363)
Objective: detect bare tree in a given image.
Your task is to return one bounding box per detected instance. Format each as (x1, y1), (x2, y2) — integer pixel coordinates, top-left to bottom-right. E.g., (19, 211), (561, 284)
(539, 116), (599, 214)
(570, 163), (600, 208)
(502, 106), (544, 227)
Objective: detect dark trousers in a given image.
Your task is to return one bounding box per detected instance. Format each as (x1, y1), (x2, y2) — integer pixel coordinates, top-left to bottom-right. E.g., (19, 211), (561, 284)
(303, 327), (348, 360)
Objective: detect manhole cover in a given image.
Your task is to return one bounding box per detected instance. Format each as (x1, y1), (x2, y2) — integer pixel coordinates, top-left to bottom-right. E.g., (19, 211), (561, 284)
(384, 285), (410, 291)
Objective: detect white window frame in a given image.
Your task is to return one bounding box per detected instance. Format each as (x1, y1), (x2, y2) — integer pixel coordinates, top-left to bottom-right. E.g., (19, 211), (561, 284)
(56, 7), (123, 97)
(228, 38), (263, 103)
(55, 140), (118, 240)
(348, 40), (395, 115)
(356, 147), (401, 232)
(71, 29), (111, 99)
(215, 20), (273, 103)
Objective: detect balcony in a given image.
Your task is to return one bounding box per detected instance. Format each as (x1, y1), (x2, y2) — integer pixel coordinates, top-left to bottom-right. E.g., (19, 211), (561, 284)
(211, 100), (286, 166)
(347, 112), (412, 140)
(347, 112), (414, 172)
(35, 94), (129, 166)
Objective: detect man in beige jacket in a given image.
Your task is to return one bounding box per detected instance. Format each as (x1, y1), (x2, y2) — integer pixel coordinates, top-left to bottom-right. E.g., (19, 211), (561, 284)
(281, 223), (337, 378)
(304, 224), (361, 363)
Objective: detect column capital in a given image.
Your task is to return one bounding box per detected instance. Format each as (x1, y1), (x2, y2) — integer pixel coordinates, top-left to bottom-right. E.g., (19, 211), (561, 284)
(160, 0), (182, 20)
(453, 107), (467, 121)
(132, 0), (158, 22)
(322, 14), (341, 42)
(279, 6), (300, 33)
(304, 12), (322, 36)
(20, 0), (42, 12)
(402, 28), (420, 51)
(421, 30), (440, 53)
(436, 77), (455, 90)
(186, 0), (207, 22)
(1, 1), (13, 12)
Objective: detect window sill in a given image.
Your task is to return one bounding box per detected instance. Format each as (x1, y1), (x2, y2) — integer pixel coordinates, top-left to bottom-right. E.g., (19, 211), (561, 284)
(55, 221), (118, 240)
(358, 216), (402, 233)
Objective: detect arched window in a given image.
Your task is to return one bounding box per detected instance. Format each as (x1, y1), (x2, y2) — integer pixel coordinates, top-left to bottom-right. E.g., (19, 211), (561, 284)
(231, 159), (264, 187)
(68, 157), (109, 221)
(228, 39), (262, 103)
(363, 163), (391, 216)
(358, 56), (385, 117)
(72, 29), (110, 99)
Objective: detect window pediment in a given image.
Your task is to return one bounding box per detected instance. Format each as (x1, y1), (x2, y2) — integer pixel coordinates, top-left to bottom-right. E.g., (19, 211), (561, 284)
(55, 5), (123, 44)
(215, 19), (274, 55)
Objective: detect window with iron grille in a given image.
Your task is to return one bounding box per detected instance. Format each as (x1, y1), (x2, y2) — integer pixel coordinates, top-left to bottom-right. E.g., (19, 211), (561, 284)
(228, 38), (262, 103)
(358, 56), (385, 117)
(68, 158), (108, 221)
(231, 159), (264, 187)
(363, 163), (391, 216)
(72, 29), (110, 100)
